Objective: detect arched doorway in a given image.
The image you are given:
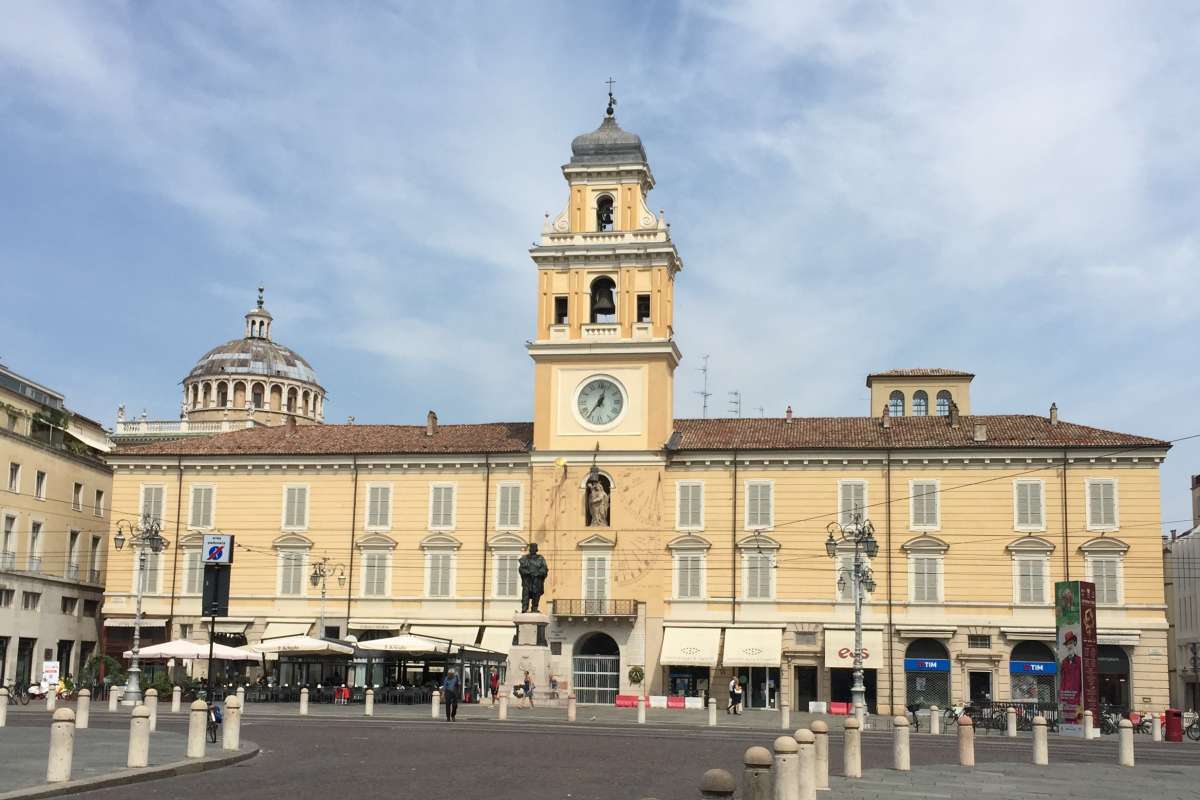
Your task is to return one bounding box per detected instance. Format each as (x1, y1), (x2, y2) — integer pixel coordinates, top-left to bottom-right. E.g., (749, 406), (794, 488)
(1009, 641), (1056, 704)
(573, 632), (620, 705)
(1098, 645), (1130, 709)
(904, 638), (950, 709)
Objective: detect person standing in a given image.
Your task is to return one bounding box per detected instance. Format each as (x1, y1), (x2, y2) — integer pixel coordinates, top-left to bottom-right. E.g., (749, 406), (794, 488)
(524, 671), (536, 708)
(488, 667), (500, 706)
(733, 680), (744, 715)
(727, 676), (738, 714)
(442, 669), (460, 722)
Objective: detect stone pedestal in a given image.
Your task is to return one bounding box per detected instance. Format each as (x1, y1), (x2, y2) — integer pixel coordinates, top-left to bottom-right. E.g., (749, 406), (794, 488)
(508, 612), (555, 705)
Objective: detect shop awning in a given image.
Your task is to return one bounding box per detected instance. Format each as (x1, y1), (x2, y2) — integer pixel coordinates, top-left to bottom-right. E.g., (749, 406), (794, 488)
(250, 636), (354, 656)
(261, 622), (313, 639)
(722, 628), (782, 667)
(661, 627), (721, 667)
(408, 625), (480, 646)
(348, 618), (405, 631)
(104, 618), (166, 628)
(201, 621), (250, 635)
(824, 629), (884, 669)
(479, 626), (516, 655)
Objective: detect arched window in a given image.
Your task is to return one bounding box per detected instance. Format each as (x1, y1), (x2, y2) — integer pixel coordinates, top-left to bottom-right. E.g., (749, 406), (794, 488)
(935, 391), (952, 416)
(912, 390), (928, 416)
(302, 390), (311, 416)
(286, 387), (297, 413)
(216, 382), (228, 408)
(888, 390), (905, 417)
(251, 383), (265, 409)
(589, 276), (617, 323)
(596, 194), (614, 232)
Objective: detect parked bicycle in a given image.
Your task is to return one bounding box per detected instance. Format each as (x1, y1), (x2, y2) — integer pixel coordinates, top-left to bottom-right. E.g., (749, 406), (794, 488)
(1186, 715), (1200, 742)
(942, 704), (970, 729)
(4, 684), (32, 705)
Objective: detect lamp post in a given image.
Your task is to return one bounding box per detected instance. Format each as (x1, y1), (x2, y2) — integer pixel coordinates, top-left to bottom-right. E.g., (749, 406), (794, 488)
(825, 513), (878, 721)
(113, 515), (170, 706)
(309, 556), (346, 639)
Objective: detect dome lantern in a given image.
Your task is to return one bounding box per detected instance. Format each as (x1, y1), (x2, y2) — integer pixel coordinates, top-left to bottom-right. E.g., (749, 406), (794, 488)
(245, 285), (274, 340)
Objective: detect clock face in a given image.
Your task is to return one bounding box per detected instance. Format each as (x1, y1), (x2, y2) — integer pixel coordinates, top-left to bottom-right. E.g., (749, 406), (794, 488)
(576, 377), (625, 427)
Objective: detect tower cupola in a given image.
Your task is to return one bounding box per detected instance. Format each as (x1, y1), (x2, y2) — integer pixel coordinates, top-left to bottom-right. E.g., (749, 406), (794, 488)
(244, 285), (274, 340)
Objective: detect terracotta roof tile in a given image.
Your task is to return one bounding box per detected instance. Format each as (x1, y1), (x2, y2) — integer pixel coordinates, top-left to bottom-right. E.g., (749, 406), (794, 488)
(866, 368), (975, 382)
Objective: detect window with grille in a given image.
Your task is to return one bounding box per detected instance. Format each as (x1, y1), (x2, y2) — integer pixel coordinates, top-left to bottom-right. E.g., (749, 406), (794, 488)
(283, 486), (307, 529)
(676, 553), (703, 599)
(745, 552), (773, 599)
(72, 482), (83, 511)
(497, 484), (521, 529)
(141, 485), (165, 524)
(1015, 481), (1043, 529)
(911, 556), (940, 602)
(494, 553), (519, 597)
(888, 391), (905, 417)
(429, 485), (455, 529)
(1087, 480), (1117, 529)
(839, 481), (867, 525)
(1090, 557), (1120, 604)
(427, 552), (453, 597)
(278, 551), (305, 595)
(1016, 557), (1046, 604)
(190, 486), (214, 528)
(184, 550), (203, 594)
(968, 634), (991, 649)
(746, 482), (773, 529)
(677, 482), (703, 529)
(366, 485), (391, 529)
(910, 481), (939, 528)
(912, 390), (928, 416)
(362, 553), (388, 597)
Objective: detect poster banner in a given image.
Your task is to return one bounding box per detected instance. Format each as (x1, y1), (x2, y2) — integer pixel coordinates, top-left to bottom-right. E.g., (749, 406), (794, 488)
(1055, 580), (1099, 736)
(40, 660), (60, 692)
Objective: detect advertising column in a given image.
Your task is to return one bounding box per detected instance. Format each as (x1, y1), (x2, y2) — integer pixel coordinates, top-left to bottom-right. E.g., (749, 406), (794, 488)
(1055, 580), (1099, 736)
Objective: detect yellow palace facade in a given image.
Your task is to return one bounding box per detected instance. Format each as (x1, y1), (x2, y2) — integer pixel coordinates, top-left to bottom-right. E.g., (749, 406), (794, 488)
(102, 103), (1171, 716)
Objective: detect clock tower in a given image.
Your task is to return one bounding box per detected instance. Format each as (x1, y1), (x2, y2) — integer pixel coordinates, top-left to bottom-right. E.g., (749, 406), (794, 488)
(528, 95), (682, 454)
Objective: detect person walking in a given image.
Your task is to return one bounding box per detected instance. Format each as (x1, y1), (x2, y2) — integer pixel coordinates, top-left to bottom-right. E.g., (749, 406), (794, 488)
(488, 667), (500, 706)
(441, 669), (460, 722)
(727, 676), (738, 714)
(524, 671), (536, 709)
(733, 680), (744, 715)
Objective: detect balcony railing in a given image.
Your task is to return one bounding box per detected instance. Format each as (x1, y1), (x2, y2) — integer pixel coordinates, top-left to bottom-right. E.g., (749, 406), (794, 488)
(581, 324), (621, 339)
(0, 550), (15, 570)
(65, 563), (80, 580)
(114, 418), (259, 436)
(27, 555), (42, 572)
(552, 598), (638, 619)
(88, 568), (101, 584)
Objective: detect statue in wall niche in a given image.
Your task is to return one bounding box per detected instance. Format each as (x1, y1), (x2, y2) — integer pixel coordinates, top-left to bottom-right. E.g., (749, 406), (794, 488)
(587, 476), (611, 527)
(519, 543), (549, 614)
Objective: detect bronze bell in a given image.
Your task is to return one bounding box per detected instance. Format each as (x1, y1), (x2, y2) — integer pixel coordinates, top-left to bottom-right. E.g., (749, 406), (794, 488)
(599, 208), (614, 230)
(591, 283), (616, 317)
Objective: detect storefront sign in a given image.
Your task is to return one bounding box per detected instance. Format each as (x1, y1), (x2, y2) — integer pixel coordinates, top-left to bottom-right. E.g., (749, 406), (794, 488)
(903, 658), (949, 672)
(824, 630), (883, 669)
(1055, 580), (1100, 737)
(1010, 660), (1057, 675)
(40, 660), (60, 691)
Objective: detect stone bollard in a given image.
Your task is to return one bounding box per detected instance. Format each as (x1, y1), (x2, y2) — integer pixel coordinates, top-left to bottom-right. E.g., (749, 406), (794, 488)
(365, 689), (374, 717)
(187, 700), (207, 758)
(1153, 712), (1162, 742)
(46, 708), (76, 783)
(843, 717), (862, 779)
(795, 728), (816, 800)
(1032, 716), (1048, 765)
(1083, 710), (1094, 740)
(76, 689), (91, 730)
(47, 689), (56, 712)
(1117, 718), (1134, 767)
(109, 688), (119, 712)
(781, 701), (790, 731)
(637, 694), (646, 724)
(929, 705), (941, 735)
(237, 686), (246, 715)
(811, 720), (829, 790)
(146, 688), (158, 732)
(498, 692), (508, 721)
(0, 687), (8, 727)
(772, 736), (799, 800)
(299, 687), (309, 716)
(127, 705), (151, 768)
(223, 696), (241, 751)
(1006, 707), (1017, 738)
(431, 690), (440, 719)
(567, 693), (577, 722)
(172, 685), (182, 713)
(854, 702), (865, 724)
(700, 768), (737, 799)
(742, 745), (773, 800)
(958, 716), (975, 767)
(708, 698), (718, 727)
(893, 716), (911, 771)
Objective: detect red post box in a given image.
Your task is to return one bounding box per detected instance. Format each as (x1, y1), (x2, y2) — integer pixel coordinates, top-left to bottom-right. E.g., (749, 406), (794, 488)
(1165, 707), (1183, 742)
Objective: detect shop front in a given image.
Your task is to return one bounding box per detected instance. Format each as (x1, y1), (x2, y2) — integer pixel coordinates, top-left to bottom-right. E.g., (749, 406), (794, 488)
(1098, 645), (1131, 709)
(659, 627), (720, 700)
(824, 628), (882, 713)
(1009, 641), (1056, 704)
(723, 628), (783, 710)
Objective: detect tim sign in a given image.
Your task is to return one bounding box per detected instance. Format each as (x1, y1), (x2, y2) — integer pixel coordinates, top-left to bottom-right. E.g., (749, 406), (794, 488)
(202, 534), (233, 565)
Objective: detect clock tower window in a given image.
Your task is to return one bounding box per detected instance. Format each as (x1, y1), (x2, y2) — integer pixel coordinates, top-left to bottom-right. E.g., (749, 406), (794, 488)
(589, 276), (617, 323)
(553, 296), (569, 325)
(636, 294), (651, 323)
(596, 194), (615, 231)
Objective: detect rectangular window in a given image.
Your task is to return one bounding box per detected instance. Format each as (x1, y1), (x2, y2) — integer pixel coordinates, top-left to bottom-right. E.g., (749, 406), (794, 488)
(1087, 479), (1118, 530)
(61, 597), (78, 615)
(141, 485), (165, 524)
(676, 553), (703, 599)
(184, 550), (203, 594)
(910, 481), (939, 528)
(1014, 480), (1044, 529)
(746, 481), (773, 529)
(82, 599), (98, 617)
(968, 634), (991, 649)
(72, 482), (83, 511)
(189, 486), (214, 529)
(279, 552), (305, 595)
(366, 485), (391, 529)
(0, 589), (13, 608)
(362, 552), (388, 597)
(67, 530), (80, 578)
(429, 485), (455, 529)
(494, 553), (519, 597)
(1016, 557), (1046, 604)
(1091, 557), (1120, 604)
(28, 520), (42, 570)
(553, 296), (569, 325)
(839, 481), (867, 525)
(22, 591), (41, 611)
(283, 486), (308, 529)
(911, 556), (940, 602)
(745, 552), (773, 599)
(138, 552), (161, 593)
(677, 482), (703, 529)
(1, 515), (14, 566)
(35, 471), (46, 500)
(584, 555), (609, 601)
(427, 552), (453, 597)
(497, 484), (521, 529)
(94, 489), (105, 517)
(7, 462), (20, 492)
(636, 293), (651, 323)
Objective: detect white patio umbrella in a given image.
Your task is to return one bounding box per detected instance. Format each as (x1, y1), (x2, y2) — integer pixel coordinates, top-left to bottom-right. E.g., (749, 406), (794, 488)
(356, 634), (456, 656)
(122, 639), (259, 661)
(249, 635), (355, 656)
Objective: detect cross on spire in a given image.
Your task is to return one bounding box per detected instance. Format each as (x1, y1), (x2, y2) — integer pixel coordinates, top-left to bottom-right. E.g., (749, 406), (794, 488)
(605, 77), (617, 117)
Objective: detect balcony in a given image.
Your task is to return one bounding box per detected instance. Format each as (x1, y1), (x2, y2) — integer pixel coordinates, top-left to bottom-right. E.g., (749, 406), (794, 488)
(0, 550), (14, 570)
(114, 418), (258, 436)
(551, 598), (638, 620)
(581, 323), (621, 339)
(27, 555), (41, 572)
(88, 568), (101, 584)
(65, 563), (79, 581)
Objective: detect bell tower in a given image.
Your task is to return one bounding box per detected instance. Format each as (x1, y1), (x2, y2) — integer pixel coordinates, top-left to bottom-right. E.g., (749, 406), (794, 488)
(528, 91), (682, 453)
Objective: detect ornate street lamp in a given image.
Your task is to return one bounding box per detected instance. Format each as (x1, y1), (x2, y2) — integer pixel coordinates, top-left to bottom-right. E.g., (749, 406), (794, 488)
(825, 512), (878, 721)
(113, 514), (170, 705)
(310, 556), (346, 638)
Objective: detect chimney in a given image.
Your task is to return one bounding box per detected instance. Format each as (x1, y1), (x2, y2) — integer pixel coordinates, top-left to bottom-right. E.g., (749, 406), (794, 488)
(973, 423), (987, 442)
(1049, 402), (1058, 426)
(426, 410), (438, 437)
(785, 405), (793, 424)
(949, 402), (960, 429)
(881, 404), (891, 429)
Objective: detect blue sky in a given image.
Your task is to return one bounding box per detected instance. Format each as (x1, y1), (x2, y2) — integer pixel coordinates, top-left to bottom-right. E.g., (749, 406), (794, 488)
(1, 1), (1197, 530)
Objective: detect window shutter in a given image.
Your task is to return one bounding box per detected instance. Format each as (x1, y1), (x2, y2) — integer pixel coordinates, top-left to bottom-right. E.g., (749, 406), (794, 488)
(185, 551), (202, 594)
(677, 554), (701, 598)
(679, 484), (703, 528)
(285, 487), (306, 528)
(143, 486), (164, 524)
(141, 552), (159, 593)
(368, 486), (390, 528)
(585, 556), (607, 600)
(496, 554), (518, 597)
(432, 486), (454, 528)
(1101, 483), (1115, 526)
(748, 484), (771, 528)
(191, 487), (213, 528)
(913, 482), (937, 527)
(499, 485), (520, 528)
